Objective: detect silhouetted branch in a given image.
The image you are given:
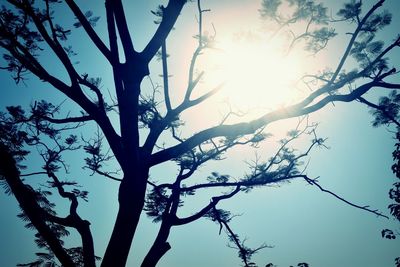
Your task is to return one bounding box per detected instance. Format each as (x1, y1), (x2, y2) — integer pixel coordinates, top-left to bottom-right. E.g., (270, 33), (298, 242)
(357, 96), (400, 128)
(65, 0), (112, 62)
(180, 174), (303, 192)
(302, 175), (389, 219)
(42, 115), (93, 124)
(150, 66), (400, 165)
(46, 171), (96, 267)
(77, 76), (106, 111)
(161, 41), (172, 111)
(146, 84), (345, 166)
(1, 1), (123, 165)
(107, 0), (135, 59)
(210, 206), (272, 267)
(105, 0), (123, 108)
(47, 172), (79, 214)
(376, 81), (400, 90)
(329, 0), (386, 85)
(11, 0), (78, 82)
(173, 186), (240, 225)
(0, 144), (75, 267)
(142, 0), (187, 62)
(91, 169), (122, 182)
(20, 172), (48, 177)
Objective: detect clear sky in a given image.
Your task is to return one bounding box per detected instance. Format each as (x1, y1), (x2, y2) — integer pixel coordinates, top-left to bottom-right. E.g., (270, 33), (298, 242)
(0, 1), (399, 267)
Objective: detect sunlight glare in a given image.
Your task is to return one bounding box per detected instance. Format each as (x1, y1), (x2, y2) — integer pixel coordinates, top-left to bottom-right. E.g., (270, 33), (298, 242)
(200, 36), (306, 112)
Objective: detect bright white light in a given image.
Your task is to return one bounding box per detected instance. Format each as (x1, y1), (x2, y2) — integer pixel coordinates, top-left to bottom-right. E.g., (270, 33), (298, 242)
(200, 36), (306, 111)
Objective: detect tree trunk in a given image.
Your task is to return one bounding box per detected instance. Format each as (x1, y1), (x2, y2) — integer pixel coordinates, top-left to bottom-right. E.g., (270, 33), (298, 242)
(141, 219), (173, 267)
(100, 169), (148, 267)
(100, 55), (149, 266)
(76, 220), (96, 267)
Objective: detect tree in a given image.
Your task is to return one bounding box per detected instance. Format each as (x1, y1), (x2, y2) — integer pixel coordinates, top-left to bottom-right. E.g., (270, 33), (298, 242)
(0, 0), (399, 266)
(373, 91), (400, 266)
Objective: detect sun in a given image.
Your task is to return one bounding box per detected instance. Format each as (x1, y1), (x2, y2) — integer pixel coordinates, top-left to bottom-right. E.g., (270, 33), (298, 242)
(199, 35), (307, 112)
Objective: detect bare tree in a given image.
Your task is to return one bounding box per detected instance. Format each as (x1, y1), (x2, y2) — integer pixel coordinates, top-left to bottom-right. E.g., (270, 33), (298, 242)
(0, 0), (399, 266)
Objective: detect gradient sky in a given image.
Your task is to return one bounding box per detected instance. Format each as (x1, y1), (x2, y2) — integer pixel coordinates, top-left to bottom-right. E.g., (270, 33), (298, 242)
(0, 1), (399, 267)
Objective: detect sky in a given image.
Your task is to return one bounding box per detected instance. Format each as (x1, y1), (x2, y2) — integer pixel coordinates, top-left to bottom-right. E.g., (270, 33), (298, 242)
(0, 0), (400, 267)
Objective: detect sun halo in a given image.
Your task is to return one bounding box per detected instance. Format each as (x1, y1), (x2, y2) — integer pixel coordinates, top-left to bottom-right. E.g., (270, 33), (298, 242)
(199, 37), (306, 113)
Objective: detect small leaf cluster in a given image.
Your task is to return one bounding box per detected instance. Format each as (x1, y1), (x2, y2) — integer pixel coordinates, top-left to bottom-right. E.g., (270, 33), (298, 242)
(381, 229), (396, 240)
(388, 131), (400, 221)
(18, 246), (101, 267)
(336, 0), (362, 21)
(370, 91), (400, 128)
(73, 11), (100, 28)
(207, 172), (230, 183)
(260, 0), (336, 53)
(144, 187), (170, 223)
(151, 5), (164, 25)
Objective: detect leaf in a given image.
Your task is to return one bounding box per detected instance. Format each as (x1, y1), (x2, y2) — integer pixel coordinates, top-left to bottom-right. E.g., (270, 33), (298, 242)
(337, 0), (362, 21)
(84, 11), (93, 18)
(259, 0), (282, 19)
(381, 229), (396, 239)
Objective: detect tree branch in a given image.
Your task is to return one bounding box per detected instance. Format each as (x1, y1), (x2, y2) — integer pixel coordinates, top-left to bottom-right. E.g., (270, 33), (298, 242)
(161, 41), (172, 111)
(0, 144), (75, 267)
(2, 1), (122, 164)
(211, 206), (271, 267)
(149, 79), (386, 166)
(142, 81), (223, 154)
(92, 169), (122, 182)
(329, 0), (386, 84)
(357, 96), (400, 128)
(46, 171), (96, 267)
(375, 81), (400, 90)
(107, 0), (135, 59)
(41, 115), (93, 124)
(303, 176), (389, 219)
(142, 0), (186, 62)
(105, 0), (124, 110)
(65, 0), (112, 62)
(14, 0), (79, 83)
(173, 186), (240, 226)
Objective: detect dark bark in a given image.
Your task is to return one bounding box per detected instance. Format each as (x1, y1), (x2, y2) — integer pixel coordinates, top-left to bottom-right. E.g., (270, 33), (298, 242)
(141, 220), (172, 267)
(100, 167), (149, 267)
(48, 171), (96, 267)
(101, 5), (148, 263)
(99, 54), (148, 267)
(76, 219), (96, 267)
(141, 178), (181, 267)
(142, 0), (186, 62)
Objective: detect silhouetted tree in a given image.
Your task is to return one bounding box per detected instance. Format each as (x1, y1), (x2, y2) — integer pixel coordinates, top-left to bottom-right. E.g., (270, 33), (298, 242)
(369, 91), (400, 266)
(357, 59), (400, 266)
(0, 0), (399, 266)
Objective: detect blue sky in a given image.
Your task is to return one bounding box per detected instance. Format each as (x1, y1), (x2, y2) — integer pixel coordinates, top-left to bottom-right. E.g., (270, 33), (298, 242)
(0, 0), (400, 266)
